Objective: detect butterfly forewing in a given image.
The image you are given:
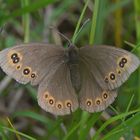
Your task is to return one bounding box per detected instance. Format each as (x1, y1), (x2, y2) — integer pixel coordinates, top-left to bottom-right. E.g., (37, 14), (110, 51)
(0, 43), (65, 85)
(79, 45), (140, 90)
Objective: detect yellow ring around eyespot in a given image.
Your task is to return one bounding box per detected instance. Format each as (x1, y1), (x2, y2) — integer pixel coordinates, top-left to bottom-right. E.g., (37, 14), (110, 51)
(56, 101), (63, 109)
(43, 91), (50, 101)
(117, 55), (130, 68)
(85, 98), (93, 106)
(8, 50), (22, 66)
(22, 66), (32, 77)
(65, 100), (72, 108)
(108, 72), (116, 83)
(31, 71), (37, 79)
(95, 98), (102, 105)
(102, 91), (109, 101)
(16, 63), (22, 70)
(48, 96), (55, 107)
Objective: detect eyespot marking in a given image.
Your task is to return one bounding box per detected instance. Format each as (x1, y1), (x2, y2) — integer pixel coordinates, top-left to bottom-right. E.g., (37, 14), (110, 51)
(121, 57), (127, 63)
(16, 65), (21, 70)
(56, 102), (63, 109)
(11, 53), (18, 59)
(31, 72), (36, 78)
(102, 91), (108, 100)
(65, 100), (72, 108)
(8, 51), (22, 66)
(44, 92), (49, 99)
(95, 98), (102, 105)
(109, 72), (116, 80)
(119, 61), (124, 68)
(13, 57), (20, 64)
(118, 56), (129, 68)
(86, 99), (92, 106)
(116, 68), (121, 74)
(23, 67), (31, 75)
(48, 97), (55, 106)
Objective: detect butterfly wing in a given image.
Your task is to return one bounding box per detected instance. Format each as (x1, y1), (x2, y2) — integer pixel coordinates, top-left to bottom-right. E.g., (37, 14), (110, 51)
(79, 60), (117, 112)
(79, 45), (139, 90)
(0, 43), (65, 85)
(37, 63), (78, 115)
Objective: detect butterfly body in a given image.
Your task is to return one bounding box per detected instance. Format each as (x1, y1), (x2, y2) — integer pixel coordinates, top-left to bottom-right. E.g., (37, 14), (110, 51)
(0, 44), (139, 115)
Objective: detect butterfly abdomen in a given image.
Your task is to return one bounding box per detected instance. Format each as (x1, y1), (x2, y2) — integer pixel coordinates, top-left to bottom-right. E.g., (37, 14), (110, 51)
(67, 47), (81, 92)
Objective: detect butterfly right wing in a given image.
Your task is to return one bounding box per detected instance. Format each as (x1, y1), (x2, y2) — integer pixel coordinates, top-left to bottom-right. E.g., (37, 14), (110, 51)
(79, 60), (117, 112)
(0, 43), (65, 85)
(79, 45), (139, 90)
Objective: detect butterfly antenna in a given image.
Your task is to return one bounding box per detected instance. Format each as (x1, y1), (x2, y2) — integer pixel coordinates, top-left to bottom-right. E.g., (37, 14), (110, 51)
(50, 26), (72, 46)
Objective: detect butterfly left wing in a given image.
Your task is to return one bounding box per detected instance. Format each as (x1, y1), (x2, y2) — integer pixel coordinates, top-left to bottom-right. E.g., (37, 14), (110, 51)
(37, 63), (79, 115)
(0, 43), (65, 85)
(79, 60), (117, 112)
(79, 45), (139, 90)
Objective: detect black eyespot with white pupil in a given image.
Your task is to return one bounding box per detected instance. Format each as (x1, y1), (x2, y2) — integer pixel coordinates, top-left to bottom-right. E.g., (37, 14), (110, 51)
(96, 100), (101, 105)
(11, 53), (18, 59)
(12, 57), (20, 63)
(23, 68), (30, 75)
(49, 99), (54, 105)
(31, 73), (36, 78)
(121, 57), (127, 63)
(110, 73), (115, 80)
(103, 93), (108, 99)
(67, 102), (71, 107)
(87, 100), (92, 106)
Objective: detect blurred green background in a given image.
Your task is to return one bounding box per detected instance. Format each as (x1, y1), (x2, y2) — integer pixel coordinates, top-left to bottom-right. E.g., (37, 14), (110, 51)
(0, 0), (140, 140)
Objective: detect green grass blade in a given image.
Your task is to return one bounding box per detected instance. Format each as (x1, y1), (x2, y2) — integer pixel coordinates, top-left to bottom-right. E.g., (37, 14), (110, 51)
(0, 0), (57, 25)
(72, 0), (90, 44)
(21, 0), (30, 43)
(89, 0), (100, 45)
(0, 126), (36, 140)
(102, 111), (140, 140)
(92, 109), (140, 140)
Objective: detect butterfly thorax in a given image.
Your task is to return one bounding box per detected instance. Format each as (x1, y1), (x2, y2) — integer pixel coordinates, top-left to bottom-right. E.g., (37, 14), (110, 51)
(67, 46), (81, 92)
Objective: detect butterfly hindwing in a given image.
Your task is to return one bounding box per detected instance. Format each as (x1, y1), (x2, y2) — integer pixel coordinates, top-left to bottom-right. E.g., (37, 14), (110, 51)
(37, 63), (79, 115)
(0, 43), (65, 85)
(79, 60), (117, 112)
(79, 45), (140, 90)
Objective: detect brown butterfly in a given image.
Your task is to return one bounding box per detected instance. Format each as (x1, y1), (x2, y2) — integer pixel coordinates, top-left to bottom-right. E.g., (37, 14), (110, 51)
(0, 43), (139, 115)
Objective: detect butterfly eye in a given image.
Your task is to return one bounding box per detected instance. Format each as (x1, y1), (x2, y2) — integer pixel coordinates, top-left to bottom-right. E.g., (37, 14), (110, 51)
(95, 98), (102, 105)
(23, 67), (31, 75)
(86, 99), (92, 106)
(109, 72), (116, 80)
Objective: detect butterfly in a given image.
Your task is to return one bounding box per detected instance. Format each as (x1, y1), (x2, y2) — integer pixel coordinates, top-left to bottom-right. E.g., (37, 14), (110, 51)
(0, 43), (139, 115)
